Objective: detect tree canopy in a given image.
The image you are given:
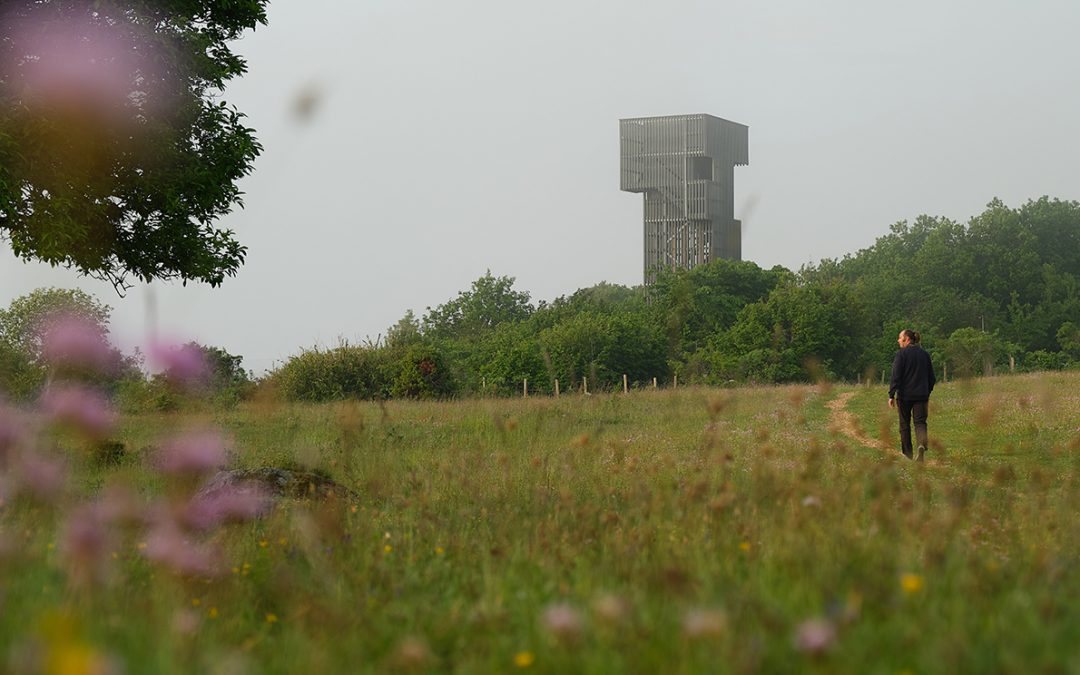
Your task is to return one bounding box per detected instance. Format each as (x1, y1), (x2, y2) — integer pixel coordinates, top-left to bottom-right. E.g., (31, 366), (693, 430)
(0, 0), (268, 290)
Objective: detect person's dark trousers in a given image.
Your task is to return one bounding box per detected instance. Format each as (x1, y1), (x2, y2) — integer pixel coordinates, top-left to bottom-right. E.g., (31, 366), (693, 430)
(897, 399), (929, 459)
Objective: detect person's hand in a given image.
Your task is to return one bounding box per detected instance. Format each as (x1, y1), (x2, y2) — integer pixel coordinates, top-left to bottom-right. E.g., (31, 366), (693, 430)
(888, 398), (895, 409)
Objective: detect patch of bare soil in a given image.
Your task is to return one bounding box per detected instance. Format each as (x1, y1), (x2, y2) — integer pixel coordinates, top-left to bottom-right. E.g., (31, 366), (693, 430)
(826, 392), (889, 451)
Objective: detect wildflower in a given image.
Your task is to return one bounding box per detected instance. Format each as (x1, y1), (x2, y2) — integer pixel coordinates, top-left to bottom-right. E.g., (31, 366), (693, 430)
(591, 593), (629, 625)
(155, 431), (228, 476)
(61, 502), (114, 587)
(259, 539), (269, 548)
(40, 314), (113, 372)
(14, 451), (67, 500)
(172, 609), (200, 636)
(541, 603), (584, 642)
(143, 521), (220, 577)
(149, 341), (209, 388)
(739, 541), (751, 552)
(682, 609), (728, 639)
(207, 607), (219, 619)
(900, 573), (924, 595)
(793, 617), (837, 654)
(435, 546), (445, 555)
(265, 613), (278, 624)
(40, 385), (117, 439)
(384, 544), (393, 554)
(513, 651), (535, 668)
(183, 484), (271, 530)
(801, 495), (821, 507)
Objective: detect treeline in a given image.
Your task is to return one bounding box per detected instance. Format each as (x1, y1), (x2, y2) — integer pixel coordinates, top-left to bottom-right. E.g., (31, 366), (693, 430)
(269, 196), (1080, 400)
(3, 197), (1078, 406)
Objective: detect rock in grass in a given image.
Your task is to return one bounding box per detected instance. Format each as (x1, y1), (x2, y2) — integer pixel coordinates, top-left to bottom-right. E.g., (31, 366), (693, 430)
(197, 467), (357, 502)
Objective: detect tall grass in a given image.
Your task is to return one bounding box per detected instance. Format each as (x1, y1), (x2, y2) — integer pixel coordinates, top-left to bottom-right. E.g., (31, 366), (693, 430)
(2, 372), (1080, 673)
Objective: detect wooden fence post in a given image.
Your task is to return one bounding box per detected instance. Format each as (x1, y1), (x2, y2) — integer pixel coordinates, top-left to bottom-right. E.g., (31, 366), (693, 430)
(555, 379), (560, 397)
(674, 374), (678, 389)
(652, 377), (657, 389)
(523, 378), (528, 398)
(623, 374), (628, 394)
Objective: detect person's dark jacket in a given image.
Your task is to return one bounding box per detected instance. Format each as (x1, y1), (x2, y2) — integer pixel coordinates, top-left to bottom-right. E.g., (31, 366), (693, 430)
(889, 344), (936, 402)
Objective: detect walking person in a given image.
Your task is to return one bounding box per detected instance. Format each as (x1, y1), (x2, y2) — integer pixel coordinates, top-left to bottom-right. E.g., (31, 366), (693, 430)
(888, 329), (936, 461)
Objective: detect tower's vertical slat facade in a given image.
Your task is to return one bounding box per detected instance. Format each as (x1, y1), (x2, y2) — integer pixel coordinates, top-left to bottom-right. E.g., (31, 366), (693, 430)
(620, 114), (748, 282)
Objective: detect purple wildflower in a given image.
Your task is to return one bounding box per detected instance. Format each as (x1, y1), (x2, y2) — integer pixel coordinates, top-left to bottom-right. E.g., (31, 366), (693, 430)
(793, 618), (837, 654)
(40, 385), (117, 439)
(144, 520), (220, 577)
(183, 485), (272, 531)
(62, 503), (114, 586)
(40, 314), (113, 372)
(13, 451), (67, 500)
(149, 341), (209, 389)
(155, 431), (228, 476)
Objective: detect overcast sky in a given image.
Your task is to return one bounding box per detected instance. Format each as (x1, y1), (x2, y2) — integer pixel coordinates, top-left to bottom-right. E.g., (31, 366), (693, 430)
(2, 0), (1078, 373)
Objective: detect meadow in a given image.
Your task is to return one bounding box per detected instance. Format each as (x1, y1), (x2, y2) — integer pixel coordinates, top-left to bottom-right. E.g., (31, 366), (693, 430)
(2, 371), (1080, 674)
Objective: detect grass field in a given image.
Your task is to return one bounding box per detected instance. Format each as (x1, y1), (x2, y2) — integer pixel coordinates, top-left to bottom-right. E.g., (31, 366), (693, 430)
(2, 371), (1080, 674)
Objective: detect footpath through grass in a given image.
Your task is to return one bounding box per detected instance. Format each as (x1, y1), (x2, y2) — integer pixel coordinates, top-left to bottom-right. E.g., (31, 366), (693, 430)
(2, 374), (1080, 674)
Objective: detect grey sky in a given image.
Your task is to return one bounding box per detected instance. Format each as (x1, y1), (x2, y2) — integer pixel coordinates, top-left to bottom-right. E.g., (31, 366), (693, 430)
(2, 0), (1078, 373)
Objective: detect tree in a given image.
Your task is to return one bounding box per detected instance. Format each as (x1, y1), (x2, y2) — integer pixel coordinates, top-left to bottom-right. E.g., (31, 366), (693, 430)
(0, 1), (268, 290)
(0, 287), (111, 363)
(422, 272), (533, 340)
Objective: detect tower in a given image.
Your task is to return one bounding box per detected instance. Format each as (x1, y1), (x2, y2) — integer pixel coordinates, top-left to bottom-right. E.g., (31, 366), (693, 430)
(619, 114), (749, 282)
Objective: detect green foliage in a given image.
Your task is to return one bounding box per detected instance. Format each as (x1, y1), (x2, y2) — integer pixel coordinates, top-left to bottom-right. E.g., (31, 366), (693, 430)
(272, 343), (394, 402)
(650, 259), (790, 356)
(422, 271), (533, 340)
(0, 287), (111, 362)
(0, 339), (42, 400)
(0, 0), (268, 288)
(707, 279), (866, 383)
(391, 343), (454, 399)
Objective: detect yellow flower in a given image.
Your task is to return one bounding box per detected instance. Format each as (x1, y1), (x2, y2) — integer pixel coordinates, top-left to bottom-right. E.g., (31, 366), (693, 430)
(435, 546), (445, 556)
(384, 544), (393, 554)
(191, 598), (202, 607)
(900, 573), (924, 594)
(513, 651), (535, 668)
(207, 607), (219, 619)
(278, 537), (288, 546)
(265, 613), (278, 624)
(738, 541), (751, 552)
(259, 540), (269, 548)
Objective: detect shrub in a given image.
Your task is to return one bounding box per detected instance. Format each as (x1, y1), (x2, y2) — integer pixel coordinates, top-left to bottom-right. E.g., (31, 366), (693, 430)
(391, 343), (454, 399)
(272, 343), (394, 402)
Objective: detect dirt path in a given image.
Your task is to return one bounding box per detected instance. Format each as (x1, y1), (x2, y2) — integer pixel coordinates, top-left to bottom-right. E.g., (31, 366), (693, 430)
(825, 391), (889, 451)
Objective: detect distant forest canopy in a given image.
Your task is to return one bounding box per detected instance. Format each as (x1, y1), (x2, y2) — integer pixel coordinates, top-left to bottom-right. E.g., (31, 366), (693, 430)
(3, 197), (1079, 405)
(269, 196), (1080, 401)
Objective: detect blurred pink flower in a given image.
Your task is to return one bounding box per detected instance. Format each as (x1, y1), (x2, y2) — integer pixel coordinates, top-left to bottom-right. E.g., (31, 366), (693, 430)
(793, 617), (837, 654)
(40, 314), (113, 372)
(13, 451), (67, 500)
(156, 431), (228, 476)
(3, 8), (161, 122)
(144, 521), (220, 577)
(541, 603), (584, 642)
(149, 342), (209, 388)
(183, 485), (272, 531)
(62, 503), (114, 586)
(40, 385), (117, 439)
(0, 404), (28, 462)
(95, 484), (141, 525)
